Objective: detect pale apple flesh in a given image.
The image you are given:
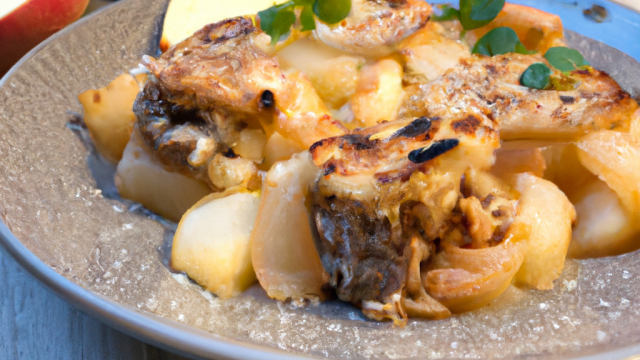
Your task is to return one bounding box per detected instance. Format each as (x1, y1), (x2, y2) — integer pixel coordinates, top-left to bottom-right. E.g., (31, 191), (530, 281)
(160, 0), (287, 51)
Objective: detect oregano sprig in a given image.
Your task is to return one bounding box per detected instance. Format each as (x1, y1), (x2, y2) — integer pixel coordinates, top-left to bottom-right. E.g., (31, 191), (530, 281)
(433, 0), (505, 31)
(472, 27), (533, 56)
(544, 47), (590, 72)
(519, 47), (591, 90)
(258, 0), (352, 45)
(433, 4), (460, 22)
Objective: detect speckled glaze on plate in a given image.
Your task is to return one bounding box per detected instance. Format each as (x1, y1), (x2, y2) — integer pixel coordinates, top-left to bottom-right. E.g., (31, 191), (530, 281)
(1, 1), (640, 359)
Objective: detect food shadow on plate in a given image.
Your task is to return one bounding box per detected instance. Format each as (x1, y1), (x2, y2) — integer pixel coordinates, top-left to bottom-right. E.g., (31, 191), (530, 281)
(66, 111), (180, 269)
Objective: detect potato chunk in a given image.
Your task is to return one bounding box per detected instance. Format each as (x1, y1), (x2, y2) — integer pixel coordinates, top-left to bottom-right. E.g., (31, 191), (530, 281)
(115, 130), (211, 222)
(542, 143), (597, 201)
(78, 73), (146, 163)
(510, 173), (576, 290)
(398, 22), (469, 82)
(251, 152), (328, 301)
(277, 37), (364, 109)
(577, 130), (640, 218)
(172, 189), (260, 299)
(231, 128), (267, 163)
(569, 180), (639, 258)
(259, 131), (304, 171)
(351, 58), (404, 128)
(492, 147), (546, 178)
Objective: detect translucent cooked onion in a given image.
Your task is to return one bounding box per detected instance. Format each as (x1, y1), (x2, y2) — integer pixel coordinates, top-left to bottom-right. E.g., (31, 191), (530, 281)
(424, 233), (526, 313)
(577, 130), (640, 218)
(509, 173), (576, 289)
(250, 152), (329, 301)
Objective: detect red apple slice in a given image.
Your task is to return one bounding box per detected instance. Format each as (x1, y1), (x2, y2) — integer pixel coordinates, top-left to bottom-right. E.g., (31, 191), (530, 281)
(0, 0), (89, 76)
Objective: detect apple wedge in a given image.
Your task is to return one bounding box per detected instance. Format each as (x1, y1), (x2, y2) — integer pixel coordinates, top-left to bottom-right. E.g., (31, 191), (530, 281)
(172, 188), (260, 299)
(0, 0), (89, 75)
(160, 0), (286, 52)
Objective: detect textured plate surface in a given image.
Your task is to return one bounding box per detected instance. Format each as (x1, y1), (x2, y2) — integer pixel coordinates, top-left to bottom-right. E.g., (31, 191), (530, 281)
(1, 0), (640, 359)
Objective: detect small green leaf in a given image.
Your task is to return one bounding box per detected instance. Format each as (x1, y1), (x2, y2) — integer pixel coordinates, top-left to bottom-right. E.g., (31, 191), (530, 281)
(520, 63), (551, 89)
(515, 42), (537, 55)
(300, 5), (316, 31)
(270, 7), (296, 45)
(460, 0), (505, 30)
(258, 5), (279, 34)
(472, 27), (527, 56)
(293, 0), (315, 5)
(544, 46), (590, 72)
(433, 4), (460, 21)
(314, 0), (351, 24)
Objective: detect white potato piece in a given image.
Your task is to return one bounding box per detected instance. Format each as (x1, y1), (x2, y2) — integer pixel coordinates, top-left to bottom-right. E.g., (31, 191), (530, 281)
(115, 130), (211, 222)
(351, 58), (404, 128)
(259, 131), (304, 171)
(569, 180), (639, 258)
(541, 143), (597, 201)
(78, 73), (146, 163)
(492, 147), (546, 178)
(398, 22), (469, 82)
(251, 152), (329, 301)
(542, 141), (640, 258)
(231, 128), (267, 163)
(172, 189), (260, 299)
(272, 71), (345, 149)
(510, 173), (576, 290)
(577, 130), (640, 218)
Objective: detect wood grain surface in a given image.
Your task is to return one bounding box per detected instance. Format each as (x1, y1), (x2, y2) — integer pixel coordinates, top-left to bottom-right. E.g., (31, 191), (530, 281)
(0, 246), (189, 360)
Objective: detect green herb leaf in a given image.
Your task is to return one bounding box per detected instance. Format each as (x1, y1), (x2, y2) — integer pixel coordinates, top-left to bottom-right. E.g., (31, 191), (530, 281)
(515, 42), (537, 55)
(460, 0), (505, 30)
(258, 2), (296, 44)
(270, 6), (296, 45)
(520, 63), (551, 89)
(544, 46), (590, 72)
(293, 0), (315, 5)
(258, 5), (280, 35)
(472, 27), (528, 56)
(314, 0), (352, 24)
(433, 4), (460, 21)
(300, 5), (316, 31)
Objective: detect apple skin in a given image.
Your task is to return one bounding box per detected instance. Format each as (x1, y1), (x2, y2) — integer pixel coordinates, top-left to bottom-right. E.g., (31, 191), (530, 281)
(0, 0), (90, 76)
